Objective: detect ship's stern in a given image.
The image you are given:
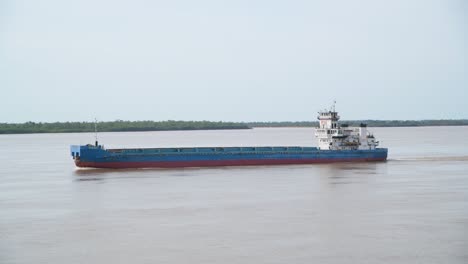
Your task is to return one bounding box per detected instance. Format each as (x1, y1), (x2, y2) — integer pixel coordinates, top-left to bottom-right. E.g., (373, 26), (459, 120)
(377, 147), (388, 161)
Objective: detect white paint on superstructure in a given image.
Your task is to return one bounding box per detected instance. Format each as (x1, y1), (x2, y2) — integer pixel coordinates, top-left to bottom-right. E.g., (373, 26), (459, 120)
(314, 104), (380, 150)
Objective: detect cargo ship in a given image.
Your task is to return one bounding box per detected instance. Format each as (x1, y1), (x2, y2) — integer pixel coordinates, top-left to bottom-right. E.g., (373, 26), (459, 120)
(70, 106), (388, 168)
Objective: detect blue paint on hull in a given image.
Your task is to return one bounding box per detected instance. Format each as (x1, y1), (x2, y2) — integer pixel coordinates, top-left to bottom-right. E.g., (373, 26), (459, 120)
(71, 145), (388, 168)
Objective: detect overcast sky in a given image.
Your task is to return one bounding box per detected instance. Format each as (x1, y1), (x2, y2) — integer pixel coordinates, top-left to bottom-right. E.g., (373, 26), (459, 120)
(1, 0), (467, 122)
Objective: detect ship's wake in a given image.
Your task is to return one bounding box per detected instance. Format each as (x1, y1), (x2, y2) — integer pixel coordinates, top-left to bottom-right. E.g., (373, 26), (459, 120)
(389, 155), (468, 162)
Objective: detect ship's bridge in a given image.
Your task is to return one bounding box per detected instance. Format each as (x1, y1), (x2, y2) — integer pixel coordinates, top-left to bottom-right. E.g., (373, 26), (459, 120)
(317, 111), (340, 121)
(317, 110), (340, 129)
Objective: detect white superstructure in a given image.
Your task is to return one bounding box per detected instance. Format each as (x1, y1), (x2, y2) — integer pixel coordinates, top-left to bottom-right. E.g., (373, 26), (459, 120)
(314, 103), (379, 150)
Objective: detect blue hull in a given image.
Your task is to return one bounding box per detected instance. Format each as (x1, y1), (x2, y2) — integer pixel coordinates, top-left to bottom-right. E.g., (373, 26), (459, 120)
(70, 145), (388, 168)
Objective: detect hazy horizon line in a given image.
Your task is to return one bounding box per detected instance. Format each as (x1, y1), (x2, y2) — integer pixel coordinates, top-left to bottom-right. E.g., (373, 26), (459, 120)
(2, 118), (468, 124)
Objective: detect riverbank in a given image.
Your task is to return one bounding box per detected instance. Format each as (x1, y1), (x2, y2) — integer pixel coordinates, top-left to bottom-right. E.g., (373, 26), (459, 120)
(0, 121), (250, 134)
(0, 119), (467, 134)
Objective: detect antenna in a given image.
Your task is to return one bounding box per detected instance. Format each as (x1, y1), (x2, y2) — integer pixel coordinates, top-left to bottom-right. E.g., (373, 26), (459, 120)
(332, 100), (336, 112)
(94, 118), (98, 147)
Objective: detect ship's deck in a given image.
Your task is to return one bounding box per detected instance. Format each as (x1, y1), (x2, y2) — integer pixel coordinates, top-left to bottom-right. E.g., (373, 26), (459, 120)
(107, 146), (319, 154)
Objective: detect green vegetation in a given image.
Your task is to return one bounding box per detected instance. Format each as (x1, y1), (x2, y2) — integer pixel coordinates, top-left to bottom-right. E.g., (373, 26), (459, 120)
(0, 120), (250, 134)
(348, 120), (468, 127)
(248, 120), (468, 128)
(0, 119), (467, 134)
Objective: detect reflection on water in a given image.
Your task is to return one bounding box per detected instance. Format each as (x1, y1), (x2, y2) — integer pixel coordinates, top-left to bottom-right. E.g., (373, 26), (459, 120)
(73, 162), (383, 175)
(1, 127), (468, 264)
(72, 162), (385, 183)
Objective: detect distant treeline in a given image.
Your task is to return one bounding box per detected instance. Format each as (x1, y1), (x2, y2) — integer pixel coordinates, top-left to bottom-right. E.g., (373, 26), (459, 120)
(247, 120), (468, 127)
(0, 119), (467, 134)
(0, 120), (250, 134)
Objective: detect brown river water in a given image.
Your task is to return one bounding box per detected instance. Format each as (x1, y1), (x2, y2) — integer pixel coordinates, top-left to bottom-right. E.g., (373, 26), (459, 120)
(1, 127), (467, 264)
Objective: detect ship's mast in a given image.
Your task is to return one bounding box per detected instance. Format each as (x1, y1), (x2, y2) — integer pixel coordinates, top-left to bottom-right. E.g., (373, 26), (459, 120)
(94, 118), (98, 146)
